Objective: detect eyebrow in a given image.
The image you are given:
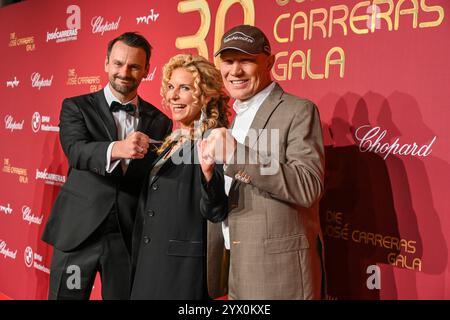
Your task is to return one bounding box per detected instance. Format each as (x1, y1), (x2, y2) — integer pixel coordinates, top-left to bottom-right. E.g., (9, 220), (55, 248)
(168, 82), (192, 87)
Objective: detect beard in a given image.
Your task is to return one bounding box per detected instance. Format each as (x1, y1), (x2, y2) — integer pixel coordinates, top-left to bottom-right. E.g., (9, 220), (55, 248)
(109, 75), (139, 95)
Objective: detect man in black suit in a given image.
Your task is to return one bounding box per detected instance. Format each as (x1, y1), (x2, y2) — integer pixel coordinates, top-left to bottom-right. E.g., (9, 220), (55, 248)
(42, 32), (172, 299)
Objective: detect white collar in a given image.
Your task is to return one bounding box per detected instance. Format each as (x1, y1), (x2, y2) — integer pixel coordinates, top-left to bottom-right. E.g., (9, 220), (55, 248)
(233, 82), (275, 115)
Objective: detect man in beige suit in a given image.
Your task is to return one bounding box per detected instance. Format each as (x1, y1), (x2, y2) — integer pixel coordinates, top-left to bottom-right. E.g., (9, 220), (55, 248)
(200, 25), (326, 300)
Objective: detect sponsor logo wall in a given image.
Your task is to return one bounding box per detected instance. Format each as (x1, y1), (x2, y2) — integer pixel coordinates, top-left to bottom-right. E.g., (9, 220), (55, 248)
(0, 0), (449, 300)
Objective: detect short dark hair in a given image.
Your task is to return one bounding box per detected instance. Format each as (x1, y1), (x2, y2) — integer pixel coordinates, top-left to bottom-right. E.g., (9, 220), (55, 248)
(107, 32), (152, 66)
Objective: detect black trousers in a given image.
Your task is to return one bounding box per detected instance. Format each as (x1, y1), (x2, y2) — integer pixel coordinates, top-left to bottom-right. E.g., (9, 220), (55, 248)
(48, 210), (131, 300)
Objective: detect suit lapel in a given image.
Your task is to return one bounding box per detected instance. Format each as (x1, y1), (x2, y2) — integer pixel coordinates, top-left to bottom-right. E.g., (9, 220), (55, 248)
(229, 83), (284, 189)
(91, 90), (118, 141)
(247, 83), (284, 148)
(147, 143), (172, 187)
(149, 140), (194, 187)
(136, 97), (154, 133)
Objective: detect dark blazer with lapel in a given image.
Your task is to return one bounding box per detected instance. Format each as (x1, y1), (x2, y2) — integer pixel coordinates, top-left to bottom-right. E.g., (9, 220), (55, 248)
(207, 83), (326, 299)
(130, 141), (227, 299)
(42, 89), (172, 253)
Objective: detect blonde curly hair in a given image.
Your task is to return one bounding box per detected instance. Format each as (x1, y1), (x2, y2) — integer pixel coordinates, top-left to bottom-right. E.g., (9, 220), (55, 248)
(157, 53), (230, 154)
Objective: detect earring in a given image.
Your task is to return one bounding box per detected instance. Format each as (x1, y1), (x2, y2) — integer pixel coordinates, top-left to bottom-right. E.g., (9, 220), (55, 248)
(199, 108), (207, 122)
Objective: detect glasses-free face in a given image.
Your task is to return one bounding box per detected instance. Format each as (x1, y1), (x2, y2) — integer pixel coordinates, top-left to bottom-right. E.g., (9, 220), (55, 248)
(105, 41), (149, 101)
(165, 67), (201, 129)
(219, 50), (274, 101)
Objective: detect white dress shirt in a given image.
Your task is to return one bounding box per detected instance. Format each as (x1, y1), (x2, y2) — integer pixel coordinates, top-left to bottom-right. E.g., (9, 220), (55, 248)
(222, 81), (276, 249)
(104, 84), (140, 174)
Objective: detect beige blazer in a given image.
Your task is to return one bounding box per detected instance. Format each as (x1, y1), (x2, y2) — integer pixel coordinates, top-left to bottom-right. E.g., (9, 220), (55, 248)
(207, 83), (326, 300)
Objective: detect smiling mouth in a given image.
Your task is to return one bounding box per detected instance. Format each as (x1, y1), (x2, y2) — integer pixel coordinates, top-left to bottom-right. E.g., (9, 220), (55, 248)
(171, 104), (187, 110)
(116, 77), (133, 83)
(229, 80), (248, 84)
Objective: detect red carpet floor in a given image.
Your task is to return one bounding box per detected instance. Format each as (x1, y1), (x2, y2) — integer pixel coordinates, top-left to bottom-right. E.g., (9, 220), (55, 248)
(0, 292), (11, 300)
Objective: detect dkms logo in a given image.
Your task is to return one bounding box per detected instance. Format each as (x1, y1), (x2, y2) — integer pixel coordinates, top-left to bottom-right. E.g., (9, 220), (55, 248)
(24, 246), (34, 267)
(31, 112), (41, 133)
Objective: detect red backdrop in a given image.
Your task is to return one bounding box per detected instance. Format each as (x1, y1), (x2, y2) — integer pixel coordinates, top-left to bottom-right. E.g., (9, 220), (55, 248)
(1, 0), (449, 299)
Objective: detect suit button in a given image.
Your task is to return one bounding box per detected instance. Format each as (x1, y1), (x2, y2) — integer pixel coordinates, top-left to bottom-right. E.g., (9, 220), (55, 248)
(152, 184), (158, 191)
(147, 210), (155, 217)
(143, 236), (151, 244)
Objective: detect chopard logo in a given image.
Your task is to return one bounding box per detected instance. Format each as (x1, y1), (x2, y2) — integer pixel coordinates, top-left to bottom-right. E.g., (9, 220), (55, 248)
(22, 206), (43, 225)
(91, 16), (121, 35)
(4, 115), (24, 132)
(31, 72), (53, 89)
(0, 240), (17, 260)
(141, 67), (157, 82)
(355, 125), (436, 160)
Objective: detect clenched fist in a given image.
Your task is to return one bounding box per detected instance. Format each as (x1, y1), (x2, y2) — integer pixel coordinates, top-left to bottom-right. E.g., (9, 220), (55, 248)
(197, 139), (215, 182)
(111, 131), (151, 160)
(200, 128), (236, 164)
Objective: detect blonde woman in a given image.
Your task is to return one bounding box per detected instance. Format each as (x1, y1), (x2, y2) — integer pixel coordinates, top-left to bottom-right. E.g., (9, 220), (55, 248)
(130, 54), (230, 299)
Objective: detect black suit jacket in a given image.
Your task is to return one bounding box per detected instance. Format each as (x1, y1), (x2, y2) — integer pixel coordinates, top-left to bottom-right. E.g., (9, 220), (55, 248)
(130, 141), (227, 299)
(42, 90), (172, 253)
